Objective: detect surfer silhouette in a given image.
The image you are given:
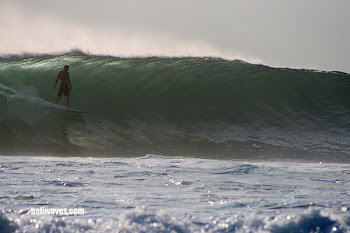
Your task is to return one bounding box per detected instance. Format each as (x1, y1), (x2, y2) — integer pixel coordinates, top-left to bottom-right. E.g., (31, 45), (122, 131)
(53, 65), (72, 108)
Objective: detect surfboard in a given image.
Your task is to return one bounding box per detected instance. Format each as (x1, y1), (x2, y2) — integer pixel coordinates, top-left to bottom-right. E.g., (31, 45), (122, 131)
(44, 103), (87, 113)
(47, 106), (87, 113)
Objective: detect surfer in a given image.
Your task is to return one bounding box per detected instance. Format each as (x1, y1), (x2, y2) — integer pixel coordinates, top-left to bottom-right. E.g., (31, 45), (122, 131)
(53, 65), (72, 108)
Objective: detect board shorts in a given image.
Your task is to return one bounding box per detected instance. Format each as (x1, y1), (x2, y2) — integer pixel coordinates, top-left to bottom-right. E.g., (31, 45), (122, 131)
(58, 83), (70, 97)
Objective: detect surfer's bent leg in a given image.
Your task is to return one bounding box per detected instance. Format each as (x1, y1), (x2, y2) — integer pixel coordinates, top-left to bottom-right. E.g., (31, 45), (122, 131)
(56, 84), (64, 104)
(64, 85), (70, 108)
(56, 95), (62, 104)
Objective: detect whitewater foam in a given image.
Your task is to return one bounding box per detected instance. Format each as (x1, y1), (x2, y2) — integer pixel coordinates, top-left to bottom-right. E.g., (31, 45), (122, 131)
(1, 155), (350, 232)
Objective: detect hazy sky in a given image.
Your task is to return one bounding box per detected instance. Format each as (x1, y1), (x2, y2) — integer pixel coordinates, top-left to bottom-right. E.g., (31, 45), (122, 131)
(1, 0), (349, 72)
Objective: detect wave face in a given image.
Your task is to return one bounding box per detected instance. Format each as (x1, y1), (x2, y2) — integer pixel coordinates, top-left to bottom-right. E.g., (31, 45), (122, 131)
(0, 52), (349, 161)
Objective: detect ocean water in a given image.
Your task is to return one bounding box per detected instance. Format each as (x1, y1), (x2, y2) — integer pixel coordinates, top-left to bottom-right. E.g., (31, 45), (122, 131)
(1, 156), (350, 232)
(1, 52), (350, 232)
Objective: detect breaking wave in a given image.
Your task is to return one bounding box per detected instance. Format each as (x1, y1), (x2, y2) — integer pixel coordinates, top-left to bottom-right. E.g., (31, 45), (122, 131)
(0, 52), (349, 161)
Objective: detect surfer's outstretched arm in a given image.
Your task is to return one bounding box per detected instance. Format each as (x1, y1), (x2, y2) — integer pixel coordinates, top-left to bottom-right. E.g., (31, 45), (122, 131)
(68, 74), (72, 91)
(53, 73), (60, 89)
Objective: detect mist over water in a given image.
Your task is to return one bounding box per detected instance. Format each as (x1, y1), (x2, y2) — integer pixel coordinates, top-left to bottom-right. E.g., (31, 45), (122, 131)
(0, 1), (260, 65)
(2, 1), (350, 72)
